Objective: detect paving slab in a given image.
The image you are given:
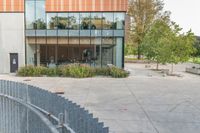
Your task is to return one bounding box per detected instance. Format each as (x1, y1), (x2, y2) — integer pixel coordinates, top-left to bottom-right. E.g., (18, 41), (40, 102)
(1, 63), (200, 133)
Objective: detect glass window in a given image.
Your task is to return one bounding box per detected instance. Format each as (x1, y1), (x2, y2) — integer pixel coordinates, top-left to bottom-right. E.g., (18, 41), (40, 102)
(26, 1), (35, 29)
(58, 13), (68, 29)
(35, 1), (46, 29)
(91, 38), (101, 67)
(91, 13), (102, 29)
(102, 13), (114, 29)
(102, 37), (115, 66)
(57, 45), (69, 65)
(114, 13), (125, 29)
(80, 13), (91, 30)
(115, 38), (123, 67)
(68, 13), (79, 30)
(47, 13), (58, 29)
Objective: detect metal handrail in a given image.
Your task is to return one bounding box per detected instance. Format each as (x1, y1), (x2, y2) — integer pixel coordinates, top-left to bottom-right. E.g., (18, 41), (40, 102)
(30, 103), (76, 133)
(0, 93), (60, 133)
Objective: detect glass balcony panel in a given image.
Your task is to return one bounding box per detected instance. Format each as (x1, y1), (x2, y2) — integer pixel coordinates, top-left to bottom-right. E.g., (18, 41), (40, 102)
(69, 30), (79, 37)
(102, 30), (113, 37)
(58, 30), (68, 36)
(80, 30), (90, 36)
(47, 30), (57, 36)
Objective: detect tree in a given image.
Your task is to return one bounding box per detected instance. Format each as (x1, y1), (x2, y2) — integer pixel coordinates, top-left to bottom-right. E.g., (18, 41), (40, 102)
(142, 20), (196, 73)
(193, 36), (200, 57)
(168, 24), (196, 73)
(128, 0), (170, 59)
(141, 20), (171, 69)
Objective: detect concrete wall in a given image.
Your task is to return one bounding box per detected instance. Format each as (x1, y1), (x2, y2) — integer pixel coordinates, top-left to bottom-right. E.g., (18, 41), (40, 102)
(0, 13), (25, 73)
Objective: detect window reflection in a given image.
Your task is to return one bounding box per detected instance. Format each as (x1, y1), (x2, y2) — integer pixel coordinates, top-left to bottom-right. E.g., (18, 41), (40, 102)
(58, 13), (68, 29)
(91, 13), (102, 29)
(102, 13), (114, 29)
(47, 13), (58, 29)
(68, 13), (79, 30)
(26, 1), (35, 29)
(114, 13), (125, 29)
(102, 37), (115, 66)
(80, 13), (91, 30)
(36, 1), (46, 29)
(26, 11), (125, 30)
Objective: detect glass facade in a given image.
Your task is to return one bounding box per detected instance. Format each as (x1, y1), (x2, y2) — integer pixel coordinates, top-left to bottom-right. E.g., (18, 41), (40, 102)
(91, 13), (102, 29)
(58, 13), (68, 29)
(102, 13), (114, 29)
(68, 13), (79, 30)
(25, 0), (125, 68)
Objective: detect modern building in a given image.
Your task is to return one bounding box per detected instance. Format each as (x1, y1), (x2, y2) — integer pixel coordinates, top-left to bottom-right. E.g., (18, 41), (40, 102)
(0, 0), (128, 73)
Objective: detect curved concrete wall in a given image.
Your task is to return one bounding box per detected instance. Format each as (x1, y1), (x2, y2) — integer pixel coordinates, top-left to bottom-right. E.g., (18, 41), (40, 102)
(0, 13), (25, 73)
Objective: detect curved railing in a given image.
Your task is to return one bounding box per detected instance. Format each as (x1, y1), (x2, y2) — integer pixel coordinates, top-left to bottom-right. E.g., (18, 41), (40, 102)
(0, 80), (109, 133)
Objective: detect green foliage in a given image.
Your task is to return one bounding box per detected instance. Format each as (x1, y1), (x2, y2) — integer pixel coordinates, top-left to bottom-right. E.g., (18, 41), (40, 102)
(94, 67), (111, 76)
(141, 20), (196, 67)
(125, 44), (137, 56)
(193, 37), (200, 57)
(17, 65), (47, 77)
(17, 64), (129, 78)
(46, 68), (59, 77)
(67, 64), (95, 78)
(128, 0), (170, 59)
(109, 67), (129, 78)
(189, 57), (200, 64)
(59, 65), (70, 77)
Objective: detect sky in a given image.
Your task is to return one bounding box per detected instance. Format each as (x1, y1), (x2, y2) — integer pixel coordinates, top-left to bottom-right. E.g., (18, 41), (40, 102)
(164, 0), (200, 36)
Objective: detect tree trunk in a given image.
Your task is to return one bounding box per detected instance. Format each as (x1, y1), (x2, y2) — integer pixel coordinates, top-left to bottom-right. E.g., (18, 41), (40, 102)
(137, 45), (141, 60)
(171, 64), (174, 74)
(156, 62), (159, 70)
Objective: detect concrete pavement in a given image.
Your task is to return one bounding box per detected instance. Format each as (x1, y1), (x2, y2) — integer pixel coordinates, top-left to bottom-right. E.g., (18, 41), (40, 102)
(1, 63), (200, 133)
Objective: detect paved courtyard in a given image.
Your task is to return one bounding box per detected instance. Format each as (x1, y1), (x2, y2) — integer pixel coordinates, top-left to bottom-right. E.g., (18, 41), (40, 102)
(1, 63), (200, 133)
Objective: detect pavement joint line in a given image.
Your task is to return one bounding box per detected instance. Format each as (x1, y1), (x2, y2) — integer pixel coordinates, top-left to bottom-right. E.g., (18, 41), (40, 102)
(124, 79), (160, 133)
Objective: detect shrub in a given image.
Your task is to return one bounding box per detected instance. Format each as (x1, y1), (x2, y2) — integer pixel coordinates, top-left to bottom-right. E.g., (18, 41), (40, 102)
(46, 68), (59, 77)
(68, 64), (95, 78)
(94, 67), (110, 76)
(109, 67), (129, 78)
(17, 66), (47, 77)
(58, 65), (70, 77)
(17, 64), (129, 78)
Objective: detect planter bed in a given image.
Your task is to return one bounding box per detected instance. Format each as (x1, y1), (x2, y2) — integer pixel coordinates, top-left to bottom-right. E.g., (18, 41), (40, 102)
(186, 68), (200, 75)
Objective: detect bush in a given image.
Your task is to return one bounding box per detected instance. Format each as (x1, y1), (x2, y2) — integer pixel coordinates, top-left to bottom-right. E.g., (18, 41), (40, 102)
(68, 64), (95, 78)
(109, 67), (129, 78)
(17, 64), (129, 78)
(58, 65), (70, 77)
(94, 67), (110, 76)
(46, 68), (59, 77)
(17, 65), (47, 77)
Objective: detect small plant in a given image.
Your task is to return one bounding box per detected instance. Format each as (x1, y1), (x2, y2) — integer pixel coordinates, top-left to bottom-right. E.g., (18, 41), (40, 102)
(46, 68), (59, 77)
(109, 67), (129, 78)
(58, 65), (70, 77)
(94, 67), (110, 76)
(68, 64), (95, 78)
(17, 65), (47, 77)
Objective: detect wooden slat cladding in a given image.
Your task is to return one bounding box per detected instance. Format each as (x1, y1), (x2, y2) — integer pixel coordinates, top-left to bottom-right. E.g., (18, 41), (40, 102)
(0, 0), (24, 12)
(46, 0), (128, 12)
